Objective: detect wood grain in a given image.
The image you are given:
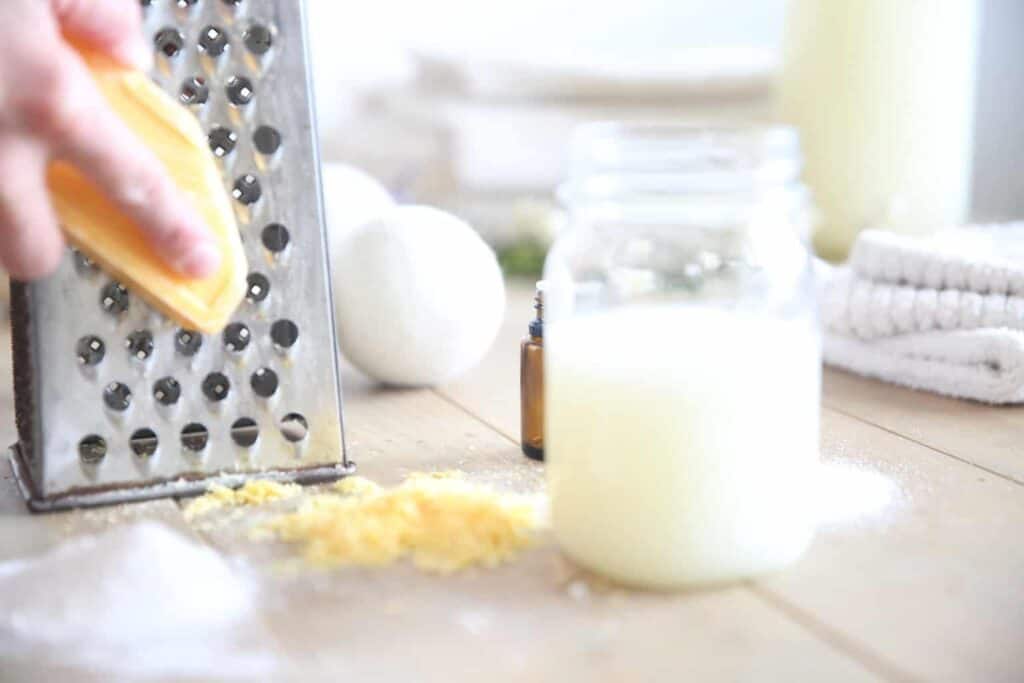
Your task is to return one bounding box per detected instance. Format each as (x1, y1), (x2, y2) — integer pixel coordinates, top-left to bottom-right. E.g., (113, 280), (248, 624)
(763, 408), (1024, 682)
(824, 368), (1024, 485)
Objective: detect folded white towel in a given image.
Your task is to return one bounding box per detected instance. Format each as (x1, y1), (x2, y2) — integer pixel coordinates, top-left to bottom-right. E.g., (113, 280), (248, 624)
(821, 225), (1024, 404)
(823, 268), (1024, 340)
(825, 328), (1024, 404)
(849, 225), (1024, 295)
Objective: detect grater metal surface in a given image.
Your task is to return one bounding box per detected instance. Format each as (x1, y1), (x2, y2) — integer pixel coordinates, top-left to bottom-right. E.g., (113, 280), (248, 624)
(8, 0), (351, 511)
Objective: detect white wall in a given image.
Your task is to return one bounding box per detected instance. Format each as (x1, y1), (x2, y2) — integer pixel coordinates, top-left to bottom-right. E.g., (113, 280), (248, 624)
(307, 0), (785, 89)
(972, 0), (1024, 222)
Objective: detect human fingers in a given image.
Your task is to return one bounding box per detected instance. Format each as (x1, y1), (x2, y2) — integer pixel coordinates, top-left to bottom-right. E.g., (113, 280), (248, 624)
(38, 49), (220, 278)
(51, 0), (151, 70)
(0, 140), (66, 280)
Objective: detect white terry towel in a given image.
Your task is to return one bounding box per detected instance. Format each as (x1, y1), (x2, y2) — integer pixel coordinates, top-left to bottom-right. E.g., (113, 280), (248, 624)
(824, 327), (1024, 404)
(821, 225), (1024, 404)
(849, 226), (1024, 295)
(822, 267), (1024, 340)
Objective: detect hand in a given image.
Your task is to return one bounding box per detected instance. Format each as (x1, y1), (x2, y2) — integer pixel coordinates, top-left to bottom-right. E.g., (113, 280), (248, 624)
(0, 0), (220, 281)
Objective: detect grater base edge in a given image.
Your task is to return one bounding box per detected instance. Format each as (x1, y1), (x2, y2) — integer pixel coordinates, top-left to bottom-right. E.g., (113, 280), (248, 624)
(7, 442), (355, 513)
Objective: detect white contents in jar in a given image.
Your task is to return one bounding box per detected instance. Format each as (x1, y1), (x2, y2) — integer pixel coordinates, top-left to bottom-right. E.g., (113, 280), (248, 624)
(546, 305), (821, 589)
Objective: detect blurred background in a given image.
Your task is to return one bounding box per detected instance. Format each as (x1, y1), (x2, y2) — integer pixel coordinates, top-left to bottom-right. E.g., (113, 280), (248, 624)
(308, 0), (1024, 272)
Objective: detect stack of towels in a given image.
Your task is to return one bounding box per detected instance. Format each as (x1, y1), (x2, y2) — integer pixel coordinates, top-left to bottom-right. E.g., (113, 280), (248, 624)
(820, 224), (1024, 404)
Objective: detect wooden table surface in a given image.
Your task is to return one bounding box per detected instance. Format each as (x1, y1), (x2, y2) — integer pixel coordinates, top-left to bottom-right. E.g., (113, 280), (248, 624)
(1, 282), (1023, 682)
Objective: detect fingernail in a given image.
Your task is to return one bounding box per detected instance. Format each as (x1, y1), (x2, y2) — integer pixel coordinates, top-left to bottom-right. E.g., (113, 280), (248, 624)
(178, 241), (221, 278)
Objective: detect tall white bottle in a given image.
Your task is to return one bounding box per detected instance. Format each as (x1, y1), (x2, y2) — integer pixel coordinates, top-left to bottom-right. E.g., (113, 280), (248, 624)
(778, 0), (980, 260)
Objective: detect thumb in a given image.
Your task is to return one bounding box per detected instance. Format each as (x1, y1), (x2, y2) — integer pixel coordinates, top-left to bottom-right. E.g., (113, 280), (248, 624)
(52, 0), (151, 71)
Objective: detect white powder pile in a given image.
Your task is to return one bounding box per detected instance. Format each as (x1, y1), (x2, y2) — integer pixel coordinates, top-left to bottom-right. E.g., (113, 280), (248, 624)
(0, 521), (275, 679)
(815, 462), (903, 528)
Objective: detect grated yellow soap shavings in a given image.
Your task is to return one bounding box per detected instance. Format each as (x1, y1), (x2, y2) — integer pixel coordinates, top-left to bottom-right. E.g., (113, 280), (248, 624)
(184, 480), (302, 521)
(332, 476), (382, 497)
(259, 474), (543, 574)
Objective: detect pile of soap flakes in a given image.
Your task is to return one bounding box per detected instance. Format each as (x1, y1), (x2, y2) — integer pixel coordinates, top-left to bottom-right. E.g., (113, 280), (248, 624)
(183, 478), (303, 520)
(0, 522), (276, 680)
(185, 472), (546, 574)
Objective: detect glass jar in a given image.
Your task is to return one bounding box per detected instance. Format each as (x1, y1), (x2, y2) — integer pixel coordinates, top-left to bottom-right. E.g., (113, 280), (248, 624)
(778, 0), (978, 260)
(543, 123), (821, 589)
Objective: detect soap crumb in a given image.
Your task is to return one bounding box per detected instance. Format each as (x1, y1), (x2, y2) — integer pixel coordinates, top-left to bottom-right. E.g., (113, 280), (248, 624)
(406, 470), (466, 482)
(332, 476), (381, 496)
(184, 480), (301, 521)
(567, 580), (591, 602)
(382, 598), (407, 616)
(456, 610), (492, 636)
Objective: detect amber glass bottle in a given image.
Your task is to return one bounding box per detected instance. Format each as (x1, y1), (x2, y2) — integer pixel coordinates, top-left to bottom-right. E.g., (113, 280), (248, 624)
(520, 283), (545, 461)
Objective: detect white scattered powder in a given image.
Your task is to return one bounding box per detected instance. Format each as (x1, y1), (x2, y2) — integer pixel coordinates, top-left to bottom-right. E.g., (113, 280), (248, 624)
(455, 609), (493, 637)
(815, 462), (902, 528)
(0, 521), (275, 679)
(567, 580), (591, 602)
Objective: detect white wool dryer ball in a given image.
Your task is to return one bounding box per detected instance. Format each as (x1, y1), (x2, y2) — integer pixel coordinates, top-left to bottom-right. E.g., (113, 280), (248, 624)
(320, 162), (395, 257)
(332, 205), (505, 386)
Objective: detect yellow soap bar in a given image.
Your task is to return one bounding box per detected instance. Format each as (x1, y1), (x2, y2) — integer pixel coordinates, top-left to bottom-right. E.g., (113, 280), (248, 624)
(47, 49), (246, 334)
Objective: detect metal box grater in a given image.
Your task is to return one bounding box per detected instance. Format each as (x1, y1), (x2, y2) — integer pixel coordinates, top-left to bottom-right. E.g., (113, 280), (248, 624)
(7, 0), (352, 511)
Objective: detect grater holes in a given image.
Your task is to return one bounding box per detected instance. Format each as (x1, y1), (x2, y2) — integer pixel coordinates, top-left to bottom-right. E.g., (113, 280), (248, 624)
(243, 24), (273, 55)
(232, 175), (261, 204)
(253, 126), (282, 155)
(250, 367), (278, 397)
(76, 335), (105, 366)
(262, 223), (289, 253)
(179, 76), (209, 106)
(181, 423), (209, 452)
(231, 417), (259, 447)
(226, 76), (255, 106)
(175, 329), (203, 356)
(280, 413), (309, 443)
(153, 377), (182, 406)
(209, 127), (238, 157)
(198, 25), (229, 57)
(270, 319), (299, 350)
(222, 0), (243, 6)
(246, 273), (270, 303)
(223, 323), (251, 352)
(72, 249), (98, 276)
(140, 0), (152, 7)
(104, 382), (132, 412)
(155, 28), (185, 58)
(176, 0), (199, 7)
(100, 282), (130, 315)
(125, 330), (155, 362)
(79, 435), (107, 464)
(130, 428), (159, 458)
(202, 372), (231, 402)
